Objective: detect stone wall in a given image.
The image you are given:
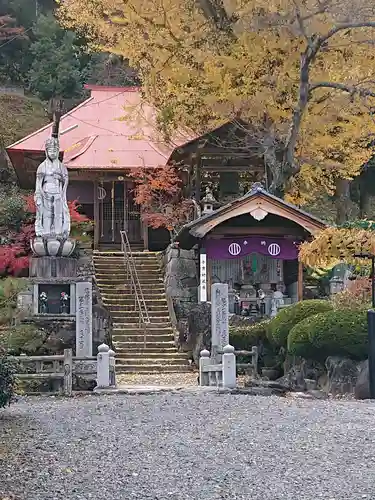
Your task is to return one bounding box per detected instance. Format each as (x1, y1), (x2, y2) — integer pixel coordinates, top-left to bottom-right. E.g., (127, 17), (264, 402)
(162, 245), (207, 361)
(162, 245), (198, 318)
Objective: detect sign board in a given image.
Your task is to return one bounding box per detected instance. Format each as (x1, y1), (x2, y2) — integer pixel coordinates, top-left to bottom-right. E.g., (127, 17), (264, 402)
(199, 250), (207, 302)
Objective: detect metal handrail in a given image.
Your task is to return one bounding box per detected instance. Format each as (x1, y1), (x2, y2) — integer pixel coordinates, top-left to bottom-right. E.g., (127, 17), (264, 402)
(120, 231), (150, 346)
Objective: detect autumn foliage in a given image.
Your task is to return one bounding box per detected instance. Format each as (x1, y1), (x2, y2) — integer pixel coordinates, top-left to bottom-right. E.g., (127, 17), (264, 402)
(0, 194), (91, 276)
(129, 165), (194, 237)
(299, 221), (375, 268)
(59, 0), (375, 201)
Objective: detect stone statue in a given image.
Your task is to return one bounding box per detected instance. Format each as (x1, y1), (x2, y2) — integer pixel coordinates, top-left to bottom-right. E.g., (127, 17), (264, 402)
(31, 137), (75, 257)
(34, 137), (70, 238)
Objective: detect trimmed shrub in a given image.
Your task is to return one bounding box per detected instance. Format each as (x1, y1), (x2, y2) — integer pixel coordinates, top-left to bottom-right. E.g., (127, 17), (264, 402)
(229, 319), (270, 350)
(0, 348), (17, 408)
(288, 309), (368, 361)
(288, 315), (323, 359)
(268, 299), (333, 347)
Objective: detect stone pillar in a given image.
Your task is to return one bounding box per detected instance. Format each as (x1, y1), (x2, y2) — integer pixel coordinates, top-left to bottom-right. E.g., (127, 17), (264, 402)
(211, 283), (229, 363)
(222, 345), (236, 389)
(199, 248), (207, 303)
(96, 343), (110, 388)
(199, 349), (210, 386)
(76, 281), (93, 356)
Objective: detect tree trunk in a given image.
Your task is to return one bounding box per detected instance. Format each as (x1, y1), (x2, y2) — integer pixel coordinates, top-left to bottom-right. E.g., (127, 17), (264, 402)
(335, 178), (350, 225)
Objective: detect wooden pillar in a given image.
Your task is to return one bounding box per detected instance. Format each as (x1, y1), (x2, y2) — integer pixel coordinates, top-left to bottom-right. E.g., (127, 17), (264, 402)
(195, 156), (201, 203)
(143, 220), (149, 251)
(297, 259), (303, 301)
(93, 181), (99, 250)
(123, 180), (128, 233)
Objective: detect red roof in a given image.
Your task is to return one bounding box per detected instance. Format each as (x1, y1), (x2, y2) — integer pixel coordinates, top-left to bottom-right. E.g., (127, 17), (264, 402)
(7, 86), (194, 170)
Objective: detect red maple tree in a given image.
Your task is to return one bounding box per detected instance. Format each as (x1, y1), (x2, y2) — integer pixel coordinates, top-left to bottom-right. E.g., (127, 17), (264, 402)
(0, 195), (91, 276)
(129, 165), (194, 239)
(0, 15), (26, 41)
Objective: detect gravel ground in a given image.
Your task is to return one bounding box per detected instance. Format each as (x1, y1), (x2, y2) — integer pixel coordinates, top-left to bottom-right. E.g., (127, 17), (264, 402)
(1, 393), (375, 500)
(116, 372), (247, 387)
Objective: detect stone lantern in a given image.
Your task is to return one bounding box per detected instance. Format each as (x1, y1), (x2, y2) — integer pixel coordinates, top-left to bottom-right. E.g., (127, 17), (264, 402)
(201, 187), (217, 215)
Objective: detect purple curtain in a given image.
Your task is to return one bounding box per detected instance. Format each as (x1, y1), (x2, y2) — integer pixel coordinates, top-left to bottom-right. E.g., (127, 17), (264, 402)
(205, 236), (299, 260)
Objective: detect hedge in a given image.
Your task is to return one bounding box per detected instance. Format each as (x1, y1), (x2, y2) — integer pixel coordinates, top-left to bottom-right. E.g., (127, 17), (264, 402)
(288, 309), (368, 361)
(229, 320), (270, 350)
(267, 299), (333, 347)
(0, 348), (17, 408)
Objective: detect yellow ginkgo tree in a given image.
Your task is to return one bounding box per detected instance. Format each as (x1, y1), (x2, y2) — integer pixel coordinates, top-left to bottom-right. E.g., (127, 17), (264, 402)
(58, 0), (375, 201)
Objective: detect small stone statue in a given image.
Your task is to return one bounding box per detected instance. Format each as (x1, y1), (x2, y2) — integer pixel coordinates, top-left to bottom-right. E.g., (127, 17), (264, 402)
(34, 137), (70, 238)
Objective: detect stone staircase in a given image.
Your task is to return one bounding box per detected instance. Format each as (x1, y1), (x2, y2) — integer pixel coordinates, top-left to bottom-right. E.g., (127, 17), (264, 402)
(93, 251), (190, 373)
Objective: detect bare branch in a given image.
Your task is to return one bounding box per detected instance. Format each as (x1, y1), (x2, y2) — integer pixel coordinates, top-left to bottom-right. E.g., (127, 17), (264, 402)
(309, 82), (375, 97)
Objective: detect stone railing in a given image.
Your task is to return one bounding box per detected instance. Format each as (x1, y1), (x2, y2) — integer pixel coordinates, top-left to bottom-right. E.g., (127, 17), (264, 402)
(199, 345), (258, 388)
(11, 344), (116, 395)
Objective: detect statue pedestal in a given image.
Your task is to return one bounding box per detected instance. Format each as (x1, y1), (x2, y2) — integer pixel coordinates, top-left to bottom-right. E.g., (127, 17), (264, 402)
(31, 237), (76, 257)
(30, 256), (77, 279)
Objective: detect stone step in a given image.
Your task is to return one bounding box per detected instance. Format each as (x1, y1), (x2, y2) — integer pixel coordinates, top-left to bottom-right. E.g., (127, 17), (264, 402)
(115, 357), (188, 366)
(102, 292), (166, 301)
(95, 274), (163, 286)
(94, 259), (160, 266)
(112, 317), (170, 325)
(107, 302), (167, 312)
(113, 321), (171, 328)
(113, 326), (174, 335)
(115, 364), (192, 373)
(113, 343), (178, 352)
(110, 301), (169, 314)
(113, 334), (174, 343)
(101, 286), (165, 295)
(94, 251), (158, 257)
(96, 276), (163, 285)
(113, 324), (173, 331)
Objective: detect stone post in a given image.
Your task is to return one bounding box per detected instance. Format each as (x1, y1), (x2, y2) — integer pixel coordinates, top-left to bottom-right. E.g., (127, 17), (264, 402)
(108, 349), (116, 388)
(96, 343), (110, 388)
(199, 349), (210, 386)
(211, 283), (229, 363)
(63, 348), (73, 396)
(222, 344), (236, 389)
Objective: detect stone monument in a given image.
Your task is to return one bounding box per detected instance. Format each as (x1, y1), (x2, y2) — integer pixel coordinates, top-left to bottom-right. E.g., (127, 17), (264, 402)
(211, 283), (229, 363)
(27, 107), (93, 357)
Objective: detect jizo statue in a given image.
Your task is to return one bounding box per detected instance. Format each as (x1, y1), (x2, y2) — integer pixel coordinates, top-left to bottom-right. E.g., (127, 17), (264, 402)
(34, 137), (70, 239)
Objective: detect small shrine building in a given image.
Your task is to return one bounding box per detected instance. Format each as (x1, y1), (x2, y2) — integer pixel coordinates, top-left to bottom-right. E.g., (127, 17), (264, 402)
(176, 184), (326, 316)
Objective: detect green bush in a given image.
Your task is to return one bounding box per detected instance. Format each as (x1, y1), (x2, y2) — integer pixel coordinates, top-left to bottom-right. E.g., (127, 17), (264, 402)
(0, 324), (46, 355)
(268, 300), (333, 346)
(229, 320), (270, 350)
(288, 309), (368, 361)
(0, 349), (17, 408)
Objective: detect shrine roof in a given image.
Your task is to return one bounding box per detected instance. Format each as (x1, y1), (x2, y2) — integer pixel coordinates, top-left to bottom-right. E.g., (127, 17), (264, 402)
(176, 184), (327, 249)
(7, 85), (194, 170)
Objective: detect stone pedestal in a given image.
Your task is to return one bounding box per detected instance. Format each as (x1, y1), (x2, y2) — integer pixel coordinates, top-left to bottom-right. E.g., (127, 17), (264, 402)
(30, 257), (77, 278)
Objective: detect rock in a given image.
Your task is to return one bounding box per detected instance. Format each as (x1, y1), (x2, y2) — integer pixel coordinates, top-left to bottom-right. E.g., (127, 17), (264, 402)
(244, 379), (289, 396)
(355, 360), (370, 400)
(185, 302), (211, 366)
(280, 357), (325, 391)
(163, 245), (198, 305)
(324, 356), (361, 396)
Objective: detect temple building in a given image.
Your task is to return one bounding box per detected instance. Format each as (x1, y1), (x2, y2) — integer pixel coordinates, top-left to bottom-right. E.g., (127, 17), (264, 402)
(7, 85), (327, 319)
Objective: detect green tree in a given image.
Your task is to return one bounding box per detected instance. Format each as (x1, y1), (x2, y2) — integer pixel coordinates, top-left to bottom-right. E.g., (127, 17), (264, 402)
(27, 14), (85, 100)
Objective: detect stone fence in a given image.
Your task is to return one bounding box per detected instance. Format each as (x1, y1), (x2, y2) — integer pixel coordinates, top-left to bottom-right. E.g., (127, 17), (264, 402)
(199, 344), (258, 388)
(11, 344), (116, 395)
